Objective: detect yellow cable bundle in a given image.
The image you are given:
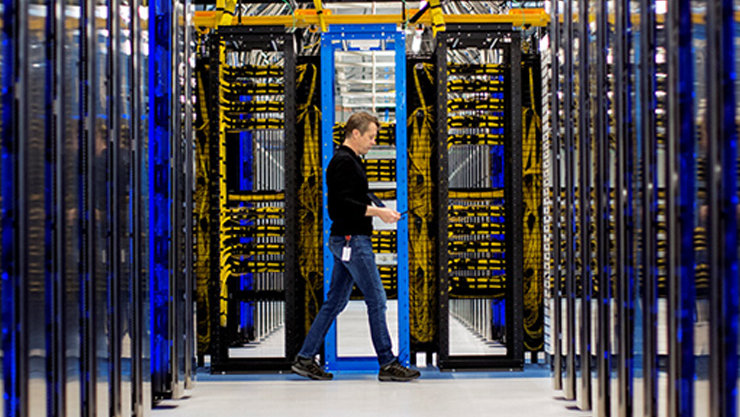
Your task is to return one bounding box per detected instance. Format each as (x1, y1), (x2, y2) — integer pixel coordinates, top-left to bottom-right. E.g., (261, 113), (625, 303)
(296, 63), (324, 332)
(407, 62), (436, 344)
(522, 67), (544, 351)
(428, 0), (446, 35)
(218, 41), (229, 328)
(195, 56), (212, 354)
(312, 0), (327, 32)
(449, 189), (505, 200)
(217, 0), (237, 27)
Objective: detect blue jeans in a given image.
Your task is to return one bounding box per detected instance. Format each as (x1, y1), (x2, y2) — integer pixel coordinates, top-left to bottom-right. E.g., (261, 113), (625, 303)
(298, 235), (396, 366)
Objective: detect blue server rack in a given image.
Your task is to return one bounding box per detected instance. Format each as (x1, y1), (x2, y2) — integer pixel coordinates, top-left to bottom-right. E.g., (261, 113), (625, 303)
(150, 0), (173, 398)
(546, 2), (739, 416)
(0, 0), (189, 414)
(706, 1), (738, 415)
(0, 0), (18, 415)
(149, 0), (195, 400)
(320, 24), (409, 371)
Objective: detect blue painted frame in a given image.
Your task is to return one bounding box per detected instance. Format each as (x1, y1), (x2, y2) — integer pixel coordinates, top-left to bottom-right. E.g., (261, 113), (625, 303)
(320, 24), (408, 371)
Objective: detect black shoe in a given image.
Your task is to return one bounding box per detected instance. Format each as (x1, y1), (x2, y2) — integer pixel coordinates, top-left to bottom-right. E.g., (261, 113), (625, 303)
(378, 359), (420, 382)
(291, 356), (334, 381)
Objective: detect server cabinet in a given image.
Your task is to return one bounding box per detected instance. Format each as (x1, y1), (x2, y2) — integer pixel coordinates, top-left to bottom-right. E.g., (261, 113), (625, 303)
(150, 0), (196, 399)
(205, 25), (299, 372)
(132, 0), (153, 413)
(0, 2), (9, 415)
(0, 0), (189, 414)
(436, 24), (524, 370)
(545, 2), (740, 417)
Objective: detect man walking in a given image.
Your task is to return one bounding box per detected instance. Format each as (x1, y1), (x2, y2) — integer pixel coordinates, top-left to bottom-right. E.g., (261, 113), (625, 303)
(291, 112), (420, 382)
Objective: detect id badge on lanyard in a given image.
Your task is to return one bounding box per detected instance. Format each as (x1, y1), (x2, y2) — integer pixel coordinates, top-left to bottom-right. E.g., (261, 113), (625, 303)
(341, 235), (352, 262)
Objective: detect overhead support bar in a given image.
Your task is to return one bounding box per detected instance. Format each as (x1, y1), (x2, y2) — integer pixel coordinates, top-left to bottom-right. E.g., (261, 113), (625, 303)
(194, 8), (549, 29)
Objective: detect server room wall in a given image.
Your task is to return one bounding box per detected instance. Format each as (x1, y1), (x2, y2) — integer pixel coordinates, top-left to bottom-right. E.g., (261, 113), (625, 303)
(0, 1), (195, 416)
(543, 1), (740, 416)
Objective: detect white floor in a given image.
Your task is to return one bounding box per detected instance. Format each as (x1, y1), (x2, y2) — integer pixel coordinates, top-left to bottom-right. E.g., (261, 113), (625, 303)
(449, 314), (507, 356)
(185, 299), (591, 417)
(337, 299), (399, 357)
(154, 369), (592, 417)
(229, 326), (286, 358)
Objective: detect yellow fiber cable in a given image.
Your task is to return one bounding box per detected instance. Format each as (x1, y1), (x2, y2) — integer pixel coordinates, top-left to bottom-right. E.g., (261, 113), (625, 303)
(522, 66), (544, 351)
(218, 41), (229, 328)
(217, 0), (237, 27)
(407, 63), (436, 344)
(428, 0), (445, 35)
(296, 63), (323, 332)
(195, 57), (212, 355)
(312, 0), (327, 32)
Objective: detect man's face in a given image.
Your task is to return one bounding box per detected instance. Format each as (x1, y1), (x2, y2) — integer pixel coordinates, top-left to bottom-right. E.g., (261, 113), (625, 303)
(351, 123), (378, 156)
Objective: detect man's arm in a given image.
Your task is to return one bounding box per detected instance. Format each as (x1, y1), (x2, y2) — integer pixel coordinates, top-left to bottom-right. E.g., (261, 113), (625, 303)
(366, 205), (401, 224)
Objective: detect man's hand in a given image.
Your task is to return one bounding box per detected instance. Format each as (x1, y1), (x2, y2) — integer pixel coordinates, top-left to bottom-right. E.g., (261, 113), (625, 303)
(366, 206), (401, 224)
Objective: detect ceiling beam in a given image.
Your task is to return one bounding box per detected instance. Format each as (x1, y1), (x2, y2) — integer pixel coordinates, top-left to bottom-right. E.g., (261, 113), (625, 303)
(194, 8), (549, 29)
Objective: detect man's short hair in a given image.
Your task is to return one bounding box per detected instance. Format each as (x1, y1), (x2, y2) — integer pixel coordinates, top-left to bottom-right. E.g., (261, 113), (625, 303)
(344, 112), (380, 139)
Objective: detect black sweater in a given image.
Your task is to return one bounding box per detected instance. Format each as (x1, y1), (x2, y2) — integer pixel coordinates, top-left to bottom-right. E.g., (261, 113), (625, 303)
(327, 145), (373, 236)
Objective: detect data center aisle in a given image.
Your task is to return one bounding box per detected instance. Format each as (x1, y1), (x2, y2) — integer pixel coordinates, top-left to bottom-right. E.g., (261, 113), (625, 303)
(153, 367), (590, 417)
(156, 296), (573, 416)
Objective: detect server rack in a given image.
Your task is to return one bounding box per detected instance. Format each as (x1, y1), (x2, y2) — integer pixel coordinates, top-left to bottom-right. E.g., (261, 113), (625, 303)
(544, 0), (563, 392)
(1, 1), (29, 415)
(613, 1), (635, 415)
(521, 52), (545, 360)
(665, 3), (696, 416)
(131, 0), (153, 413)
(705, 2), (738, 417)
(150, 0), (173, 398)
(52, 0), (75, 415)
(206, 25), (299, 372)
(546, 2), (740, 416)
(436, 24), (524, 370)
(406, 53), (441, 360)
(150, 0), (196, 399)
(293, 55), (322, 358)
(561, 0), (577, 400)
(593, 0), (610, 412)
(0, 0), (190, 414)
(576, 0), (592, 408)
